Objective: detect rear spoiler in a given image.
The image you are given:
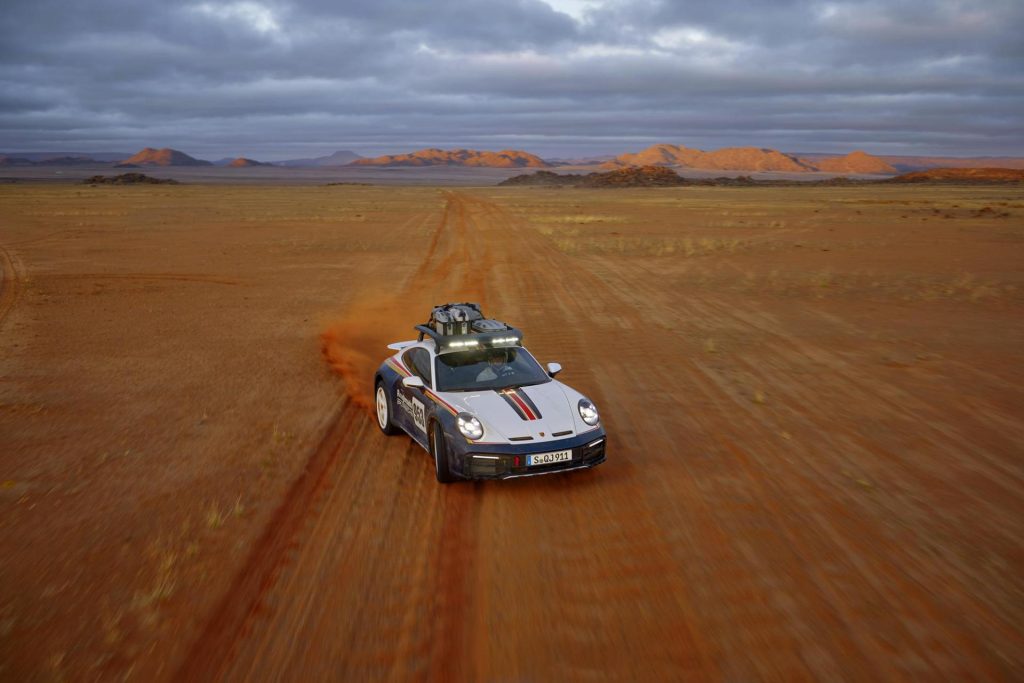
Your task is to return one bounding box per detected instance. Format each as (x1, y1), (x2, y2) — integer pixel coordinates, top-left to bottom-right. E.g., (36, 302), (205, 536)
(415, 324), (523, 355)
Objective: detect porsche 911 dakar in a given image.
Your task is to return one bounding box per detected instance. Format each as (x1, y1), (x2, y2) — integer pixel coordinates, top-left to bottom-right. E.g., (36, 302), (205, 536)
(373, 303), (606, 482)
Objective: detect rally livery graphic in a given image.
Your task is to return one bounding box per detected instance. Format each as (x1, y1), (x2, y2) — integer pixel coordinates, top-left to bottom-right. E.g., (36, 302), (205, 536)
(374, 303), (607, 482)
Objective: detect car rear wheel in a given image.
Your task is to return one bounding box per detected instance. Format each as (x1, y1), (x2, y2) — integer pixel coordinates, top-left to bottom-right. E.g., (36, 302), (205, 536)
(375, 382), (399, 435)
(430, 421), (456, 483)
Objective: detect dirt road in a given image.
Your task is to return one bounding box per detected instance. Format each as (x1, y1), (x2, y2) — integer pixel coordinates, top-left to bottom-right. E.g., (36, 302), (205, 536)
(187, 191), (1023, 680)
(1, 185), (1021, 680)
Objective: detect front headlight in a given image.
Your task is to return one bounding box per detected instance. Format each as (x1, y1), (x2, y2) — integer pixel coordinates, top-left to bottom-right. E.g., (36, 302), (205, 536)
(456, 412), (484, 440)
(578, 398), (600, 426)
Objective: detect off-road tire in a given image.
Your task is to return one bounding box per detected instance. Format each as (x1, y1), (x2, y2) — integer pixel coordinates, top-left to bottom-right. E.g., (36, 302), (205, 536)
(430, 421), (456, 483)
(375, 381), (400, 435)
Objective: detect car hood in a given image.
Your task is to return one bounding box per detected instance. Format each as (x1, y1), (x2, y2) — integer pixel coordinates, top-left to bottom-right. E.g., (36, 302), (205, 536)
(439, 381), (579, 443)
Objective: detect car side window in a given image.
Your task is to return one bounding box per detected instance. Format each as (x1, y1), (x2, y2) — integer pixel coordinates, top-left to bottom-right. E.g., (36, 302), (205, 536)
(402, 348), (432, 387)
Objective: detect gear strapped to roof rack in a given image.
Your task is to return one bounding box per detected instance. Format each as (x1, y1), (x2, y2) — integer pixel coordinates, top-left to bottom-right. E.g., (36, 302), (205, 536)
(417, 302), (522, 353)
(428, 302), (483, 336)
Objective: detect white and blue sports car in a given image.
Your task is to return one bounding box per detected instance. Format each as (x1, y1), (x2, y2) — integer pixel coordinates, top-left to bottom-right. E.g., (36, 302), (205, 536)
(374, 303), (606, 482)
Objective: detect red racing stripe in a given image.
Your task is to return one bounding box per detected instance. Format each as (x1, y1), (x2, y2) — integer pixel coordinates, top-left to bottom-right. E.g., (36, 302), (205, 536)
(506, 389), (538, 420)
(515, 388), (543, 419)
(498, 391), (528, 419)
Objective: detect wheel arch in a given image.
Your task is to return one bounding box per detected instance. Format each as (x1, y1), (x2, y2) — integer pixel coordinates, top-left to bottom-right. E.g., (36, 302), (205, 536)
(426, 415), (440, 450)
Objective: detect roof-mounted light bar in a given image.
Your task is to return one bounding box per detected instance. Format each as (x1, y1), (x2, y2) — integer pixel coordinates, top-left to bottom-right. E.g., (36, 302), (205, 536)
(415, 324), (523, 354)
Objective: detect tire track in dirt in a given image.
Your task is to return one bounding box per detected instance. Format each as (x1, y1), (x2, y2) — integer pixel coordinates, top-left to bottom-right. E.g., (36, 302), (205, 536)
(213, 192), (490, 681)
(584, 247), (1024, 512)
(448, 193), (722, 678)
(176, 204), (449, 679)
(493, 191), (841, 677)
(176, 395), (361, 680)
(598, 253), (1024, 555)
(474, 194), (822, 678)
(0, 241), (25, 330)
(46, 272), (243, 285)
(179, 192), (496, 679)
(545, 223), (1024, 676)
(444, 192), (1021, 679)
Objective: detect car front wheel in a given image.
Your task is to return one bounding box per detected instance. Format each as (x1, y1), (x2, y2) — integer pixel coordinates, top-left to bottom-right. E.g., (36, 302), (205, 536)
(430, 421), (456, 484)
(375, 381), (399, 435)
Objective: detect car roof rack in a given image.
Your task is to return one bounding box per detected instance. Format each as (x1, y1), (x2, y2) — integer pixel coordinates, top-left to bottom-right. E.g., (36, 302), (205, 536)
(414, 302), (523, 354)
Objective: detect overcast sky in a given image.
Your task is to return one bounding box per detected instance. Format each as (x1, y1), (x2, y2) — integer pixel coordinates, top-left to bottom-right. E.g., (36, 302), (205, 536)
(1, 0), (1021, 159)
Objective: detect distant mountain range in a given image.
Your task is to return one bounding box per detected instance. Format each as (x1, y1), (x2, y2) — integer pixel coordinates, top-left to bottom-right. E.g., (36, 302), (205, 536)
(547, 154), (618, 166)
(116, 147), (212, 167)
(227, 157), (272, 167)
(3, 145), (1023, 174)
(0, 154), (126, 166)
(601, 144), (897, 174)
(850, 155), (1024, 172)
(351, 148), (549, 168)
(275, 150), (363, 167)
(811, 151), (897, 174)
(0, 151), (130, 162)
(603, 144), (815, 172)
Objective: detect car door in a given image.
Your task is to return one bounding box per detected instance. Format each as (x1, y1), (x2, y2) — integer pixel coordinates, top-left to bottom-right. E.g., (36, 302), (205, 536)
(396, 346), (432, 444)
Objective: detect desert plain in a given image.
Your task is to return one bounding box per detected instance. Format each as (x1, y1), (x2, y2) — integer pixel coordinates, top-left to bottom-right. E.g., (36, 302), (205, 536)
(1, 180), (1022, 680)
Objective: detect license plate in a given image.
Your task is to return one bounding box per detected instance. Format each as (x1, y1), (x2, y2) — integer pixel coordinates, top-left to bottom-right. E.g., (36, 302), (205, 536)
(527, 449), (572, 466)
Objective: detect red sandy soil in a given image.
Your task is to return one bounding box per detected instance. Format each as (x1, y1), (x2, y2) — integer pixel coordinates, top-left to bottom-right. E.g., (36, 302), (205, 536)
(351, 148), (549, 168)
(1, 184), (1022, 681)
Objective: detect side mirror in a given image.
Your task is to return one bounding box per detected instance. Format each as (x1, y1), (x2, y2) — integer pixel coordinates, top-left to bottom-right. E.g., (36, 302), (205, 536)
(546, 362), (562, 378)
(402, 375), (425, 389)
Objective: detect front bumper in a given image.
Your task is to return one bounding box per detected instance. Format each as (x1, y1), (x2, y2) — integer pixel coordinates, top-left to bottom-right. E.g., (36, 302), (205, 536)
(457, 430), (607, 480)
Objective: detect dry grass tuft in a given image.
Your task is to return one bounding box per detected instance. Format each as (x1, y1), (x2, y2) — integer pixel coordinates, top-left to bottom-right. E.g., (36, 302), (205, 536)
(132, 551), (177, 611)
(206, 503), (226, 529)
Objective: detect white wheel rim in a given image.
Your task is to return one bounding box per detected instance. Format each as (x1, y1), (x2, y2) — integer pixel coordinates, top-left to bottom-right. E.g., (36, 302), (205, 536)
(376, 387), (388, 429)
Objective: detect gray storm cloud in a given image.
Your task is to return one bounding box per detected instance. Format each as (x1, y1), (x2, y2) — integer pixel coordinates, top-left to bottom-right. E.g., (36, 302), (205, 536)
(0, 0), (1021, 158)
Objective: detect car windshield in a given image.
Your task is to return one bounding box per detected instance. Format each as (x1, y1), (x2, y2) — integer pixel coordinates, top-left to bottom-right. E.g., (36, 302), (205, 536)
(434, 347), (551, 392)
